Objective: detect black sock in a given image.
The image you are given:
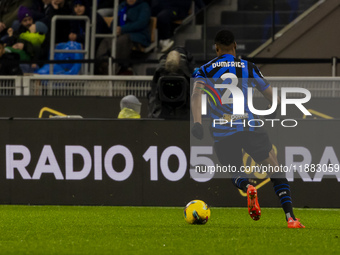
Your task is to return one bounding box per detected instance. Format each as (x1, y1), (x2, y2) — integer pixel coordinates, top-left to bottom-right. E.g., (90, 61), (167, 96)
(231, 175), (251, 193)
(271, 175), (296, 221)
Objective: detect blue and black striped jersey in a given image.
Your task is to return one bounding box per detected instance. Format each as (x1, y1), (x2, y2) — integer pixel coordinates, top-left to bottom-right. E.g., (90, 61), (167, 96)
(194, 54), (270, 141)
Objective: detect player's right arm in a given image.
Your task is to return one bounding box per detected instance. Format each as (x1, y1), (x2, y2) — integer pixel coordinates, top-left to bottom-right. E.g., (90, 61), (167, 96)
(191, 80), (205, 124)
(191, 67), (207, 140)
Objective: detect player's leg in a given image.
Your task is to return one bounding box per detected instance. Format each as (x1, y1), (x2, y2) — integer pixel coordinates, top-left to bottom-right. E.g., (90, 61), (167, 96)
(214, 134), (261, 221)
(229, 171), (261, 221)
(246, 128), (305, 228)
(259, 150), (305, 228)
(259, 150), (295, 220)
(227, 163), (261, 221)
(214, 134), (251, 192)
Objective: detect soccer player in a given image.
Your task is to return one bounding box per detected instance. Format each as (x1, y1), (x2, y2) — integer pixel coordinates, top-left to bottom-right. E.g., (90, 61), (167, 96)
(191, 30), (305, 228)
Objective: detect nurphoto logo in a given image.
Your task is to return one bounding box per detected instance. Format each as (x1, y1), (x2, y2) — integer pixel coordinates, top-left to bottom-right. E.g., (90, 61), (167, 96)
(200, 76), (311, 128)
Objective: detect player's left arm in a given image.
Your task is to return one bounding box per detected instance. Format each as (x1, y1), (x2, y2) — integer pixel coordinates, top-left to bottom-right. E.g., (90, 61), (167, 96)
(253, 65), (280, 117)
(260, 85), (281, 106)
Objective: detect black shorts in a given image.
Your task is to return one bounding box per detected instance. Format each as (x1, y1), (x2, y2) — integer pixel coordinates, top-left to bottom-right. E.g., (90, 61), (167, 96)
(214, 128), (272, 169)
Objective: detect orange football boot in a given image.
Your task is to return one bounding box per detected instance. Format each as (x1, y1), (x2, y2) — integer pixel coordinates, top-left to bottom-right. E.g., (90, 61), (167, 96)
(287, 217), (305, 228)
(247, 185), (261, 221)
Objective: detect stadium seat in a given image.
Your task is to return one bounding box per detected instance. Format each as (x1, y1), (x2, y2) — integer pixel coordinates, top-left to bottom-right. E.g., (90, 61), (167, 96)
(133, 17), (158, 53)
(36, 41), (83, 75)
(173, 1), (195, 26)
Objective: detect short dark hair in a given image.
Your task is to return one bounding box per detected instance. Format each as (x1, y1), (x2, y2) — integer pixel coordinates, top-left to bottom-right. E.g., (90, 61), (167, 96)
(214, 30), (235, 46)
(0, 40), (5, 46)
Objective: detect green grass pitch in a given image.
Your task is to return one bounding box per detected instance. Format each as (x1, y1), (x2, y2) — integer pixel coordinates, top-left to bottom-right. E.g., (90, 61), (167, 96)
(0, 205), (338, 255)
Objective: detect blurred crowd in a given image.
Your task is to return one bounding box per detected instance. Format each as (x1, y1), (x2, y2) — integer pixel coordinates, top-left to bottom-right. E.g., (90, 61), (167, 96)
(0, 0), (206, 75)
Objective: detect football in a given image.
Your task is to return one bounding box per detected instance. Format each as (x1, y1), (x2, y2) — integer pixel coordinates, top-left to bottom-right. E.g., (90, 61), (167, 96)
(184, 200), (211, 224)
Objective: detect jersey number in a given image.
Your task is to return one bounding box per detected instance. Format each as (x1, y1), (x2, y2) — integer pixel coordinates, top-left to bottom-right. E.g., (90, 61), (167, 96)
(215, 73), (239, 105)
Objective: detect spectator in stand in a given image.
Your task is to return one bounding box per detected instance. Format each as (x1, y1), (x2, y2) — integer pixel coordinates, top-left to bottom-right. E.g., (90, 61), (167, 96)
(96, 0), (151, 75)
(41, 0), (72, 44)
(0, 40), (23, 76)
(29, 0), (51, 22)
(69, 0), (110, 47)
(0, 0), (33, 38)
(5, 5), (49, 72)
(151, 0), (192, 53)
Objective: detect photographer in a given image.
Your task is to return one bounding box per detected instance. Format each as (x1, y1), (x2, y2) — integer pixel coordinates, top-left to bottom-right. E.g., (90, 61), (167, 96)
(148, 46), (195, 119)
